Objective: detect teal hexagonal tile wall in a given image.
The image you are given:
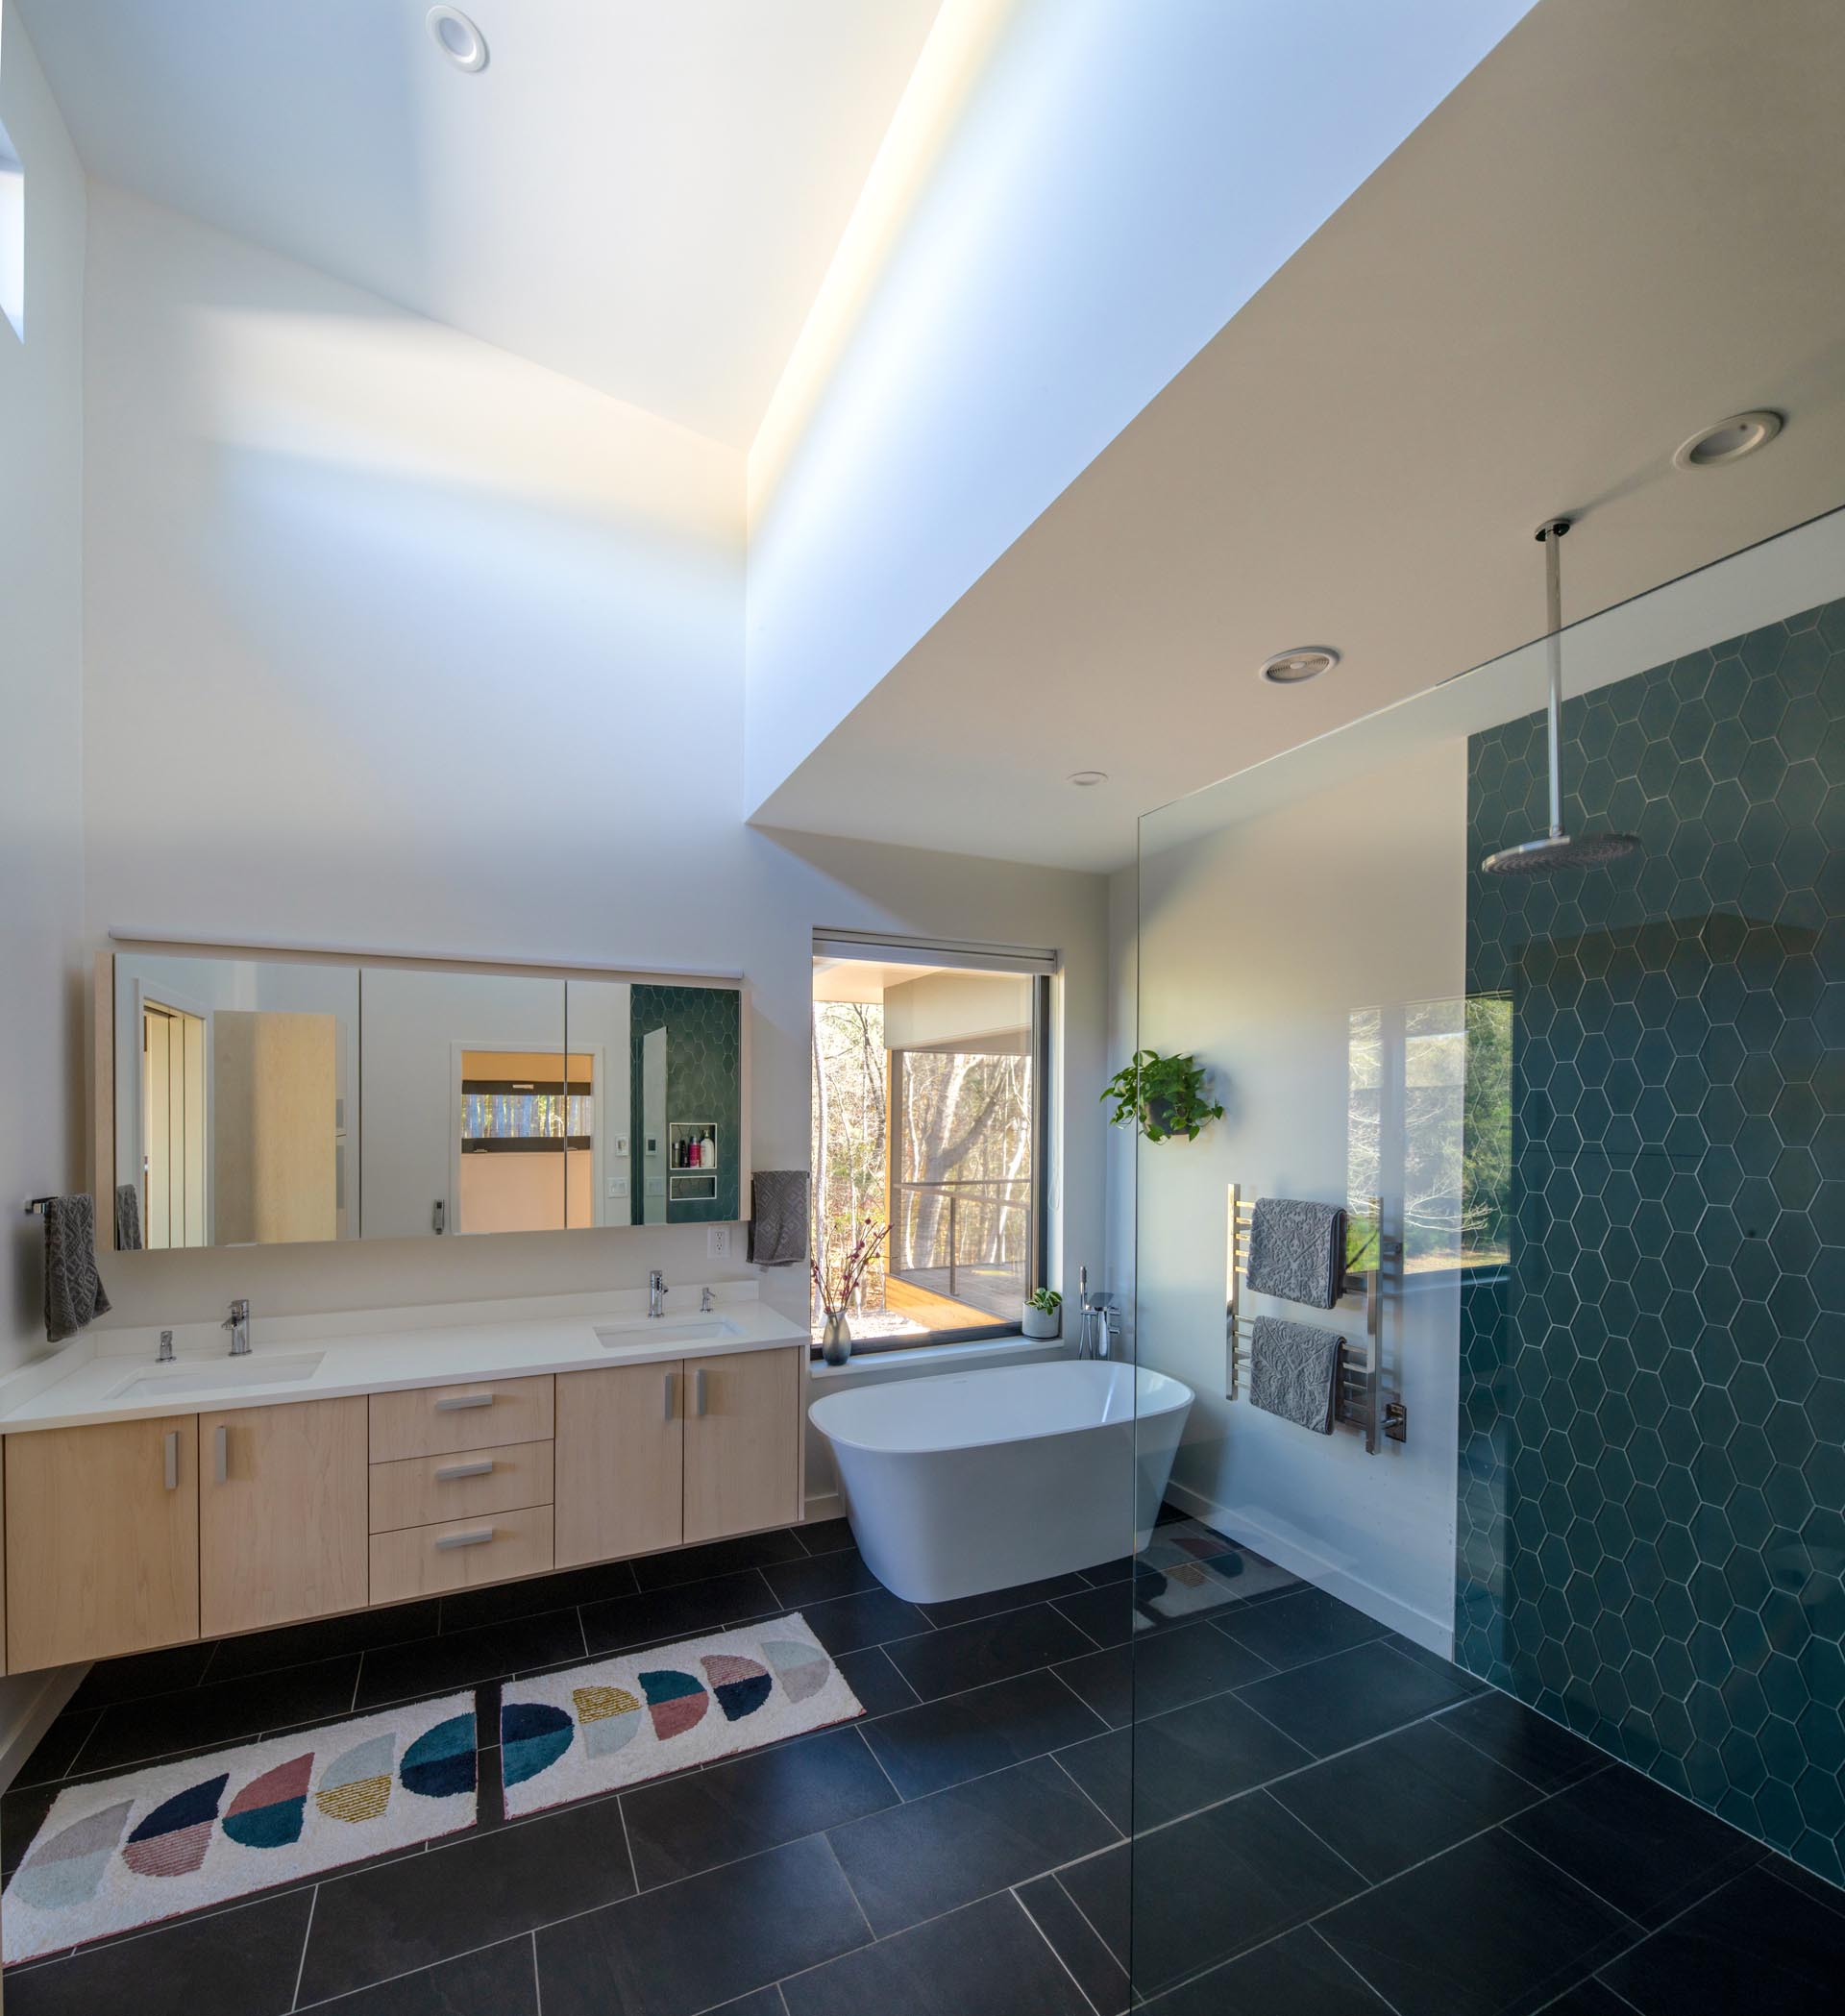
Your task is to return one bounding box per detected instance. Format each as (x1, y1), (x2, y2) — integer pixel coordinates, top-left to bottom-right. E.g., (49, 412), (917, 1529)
(1459, 593), (1844, 1889)
(629, 985), (742, 1222)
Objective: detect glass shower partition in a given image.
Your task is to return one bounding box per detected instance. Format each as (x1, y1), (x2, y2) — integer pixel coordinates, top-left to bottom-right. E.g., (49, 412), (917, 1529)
(1125, 506), (1845, 2004)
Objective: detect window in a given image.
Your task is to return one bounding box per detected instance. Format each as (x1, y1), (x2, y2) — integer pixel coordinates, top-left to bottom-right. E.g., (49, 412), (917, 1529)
(812, 939), (1052, 1352)
(0, 114), (22, 341)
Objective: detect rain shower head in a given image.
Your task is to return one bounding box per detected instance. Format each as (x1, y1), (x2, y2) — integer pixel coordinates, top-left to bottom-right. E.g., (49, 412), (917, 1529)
(1480, 518), (1639, 878)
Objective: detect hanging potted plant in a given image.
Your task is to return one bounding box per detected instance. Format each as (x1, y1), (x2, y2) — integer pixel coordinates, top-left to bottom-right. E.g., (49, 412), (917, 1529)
(811, 1212), (891, 1366)
(1100, 1049), (1224, 1143)
(1021, 1286), (1062, 1340)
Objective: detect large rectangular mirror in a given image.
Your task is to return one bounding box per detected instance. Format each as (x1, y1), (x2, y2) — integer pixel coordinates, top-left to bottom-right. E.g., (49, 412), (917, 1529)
(100, 949), (746, 1247)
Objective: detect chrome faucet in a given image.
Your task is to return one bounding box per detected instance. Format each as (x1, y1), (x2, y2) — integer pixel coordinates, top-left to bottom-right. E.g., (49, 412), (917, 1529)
(700, 1286), (716, 1314)
(1076, 1267), (1115, 1360)
(223, 1298), (251, 1356)
(157, 1328), (175, 1364)
(648, 1270), (668, 1318)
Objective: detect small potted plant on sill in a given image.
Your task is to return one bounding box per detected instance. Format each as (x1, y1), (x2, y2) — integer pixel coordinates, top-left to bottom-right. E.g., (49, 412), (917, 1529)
(1022, 1286), (1062, 1340)
(1100, 1049), (1224, 1143)
(812, 1212), (891, 1367)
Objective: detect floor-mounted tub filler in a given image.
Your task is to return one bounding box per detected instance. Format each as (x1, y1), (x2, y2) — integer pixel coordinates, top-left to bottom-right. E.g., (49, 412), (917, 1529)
(808, 1359), (1193, 1605)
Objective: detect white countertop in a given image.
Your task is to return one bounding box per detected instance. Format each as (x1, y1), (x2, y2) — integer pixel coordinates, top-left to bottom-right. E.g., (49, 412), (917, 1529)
(0, 1284), (808, 1435)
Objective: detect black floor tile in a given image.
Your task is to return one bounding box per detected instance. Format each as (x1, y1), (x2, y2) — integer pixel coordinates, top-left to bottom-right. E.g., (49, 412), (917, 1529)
(918, 1572), (1092, 1630)
(1539, 1982), (1636, 2016)
(1080, 1556), (1134, 1586)
(309, 1933), (540, 2013)
(206, 1600), (443, 1684)
(439, 1560), (636, 1635)
(1234, 1639), (1474, 1758)
(1598, 1864), (1845, 2015)
(1214, 1585), (1390, 1673)
(298, 1786), (636, 2003)
(834, 1644), (919, 1717)
(1, 1778), (62, 1876)
(1017, 1871), (1130, 2016)
(1055, 1686), (1314, 1831)
(882, 1603), (1092, 1701)
(1384, 1631), (1489, 1692)
(1054, 1618), (1273, 1729)
(1271, 1718), (1545, 1883)
(535, 1832), (869, 2016)
(2, 1886), (313, 2016)
(826, 1753), (1119, 1936)
(1317, 1827), (1635, 2016)
(795, 1517), (856, 1556)
(762, 1546), (881, 1609)
(1145, 1925), (1392, 2014)
(779, 1889), (1092, 2015)
(356, 1609), (585, 1709)
(1048, 1581), (1144, 1649)
(1190, 1540), (1302, 1605)
(10, 1709), (100, 1787)
(630, 1529), (808, 1591)
(799, 1586), (932, 1657)
(78, 1654), (362, 1772)
(1506, 1762), (1762, 1927)
(861, 1667), (1106, 1800)
(65, 1638), (217, 1711)
(621, 1725), (897, 1887)
(580, 1571), (781, 1657)
(703, 1995), (786, 2016)
(1436, 1690), (1608, 1794)
(1059, 1789), (1365, 1995)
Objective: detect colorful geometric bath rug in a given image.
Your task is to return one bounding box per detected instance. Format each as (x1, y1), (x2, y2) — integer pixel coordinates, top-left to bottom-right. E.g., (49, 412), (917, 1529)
(2, 1692), (476, 1965)
(500, 1613), (862, 1817)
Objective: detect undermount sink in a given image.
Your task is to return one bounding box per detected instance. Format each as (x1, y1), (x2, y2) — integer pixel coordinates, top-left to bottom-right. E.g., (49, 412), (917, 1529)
(595, 1317), (740, 1348)
(108, 1353), (326, 1402)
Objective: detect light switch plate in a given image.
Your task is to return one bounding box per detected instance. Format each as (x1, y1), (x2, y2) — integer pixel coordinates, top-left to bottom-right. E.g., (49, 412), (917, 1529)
(707, 1225), (731, 1259)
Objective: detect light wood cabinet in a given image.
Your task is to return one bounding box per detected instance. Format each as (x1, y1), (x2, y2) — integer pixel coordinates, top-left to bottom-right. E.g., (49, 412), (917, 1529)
(684, 1347), (801, 1545)
(370, 1374), (554, 1463)
(4, 1416), (200, 1671)
(371, 1505), (554, 1604)
(200, 1398), (369, 1638)
(370, 1438), (553, 1534)
(554, 1363), (684, 1568)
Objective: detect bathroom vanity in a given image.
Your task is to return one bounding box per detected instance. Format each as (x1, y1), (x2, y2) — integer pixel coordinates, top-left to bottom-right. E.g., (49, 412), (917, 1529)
(0, 1291), (804, 1674)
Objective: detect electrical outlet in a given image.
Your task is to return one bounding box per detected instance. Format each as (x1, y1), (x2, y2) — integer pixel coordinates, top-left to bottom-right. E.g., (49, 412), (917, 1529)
(707, 1225), (731, 1259)
(607, 1177), (628, 1198)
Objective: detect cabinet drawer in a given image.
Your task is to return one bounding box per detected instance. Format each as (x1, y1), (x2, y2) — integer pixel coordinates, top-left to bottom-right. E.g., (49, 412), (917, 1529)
(369, 1439), (554, 1534)
(369, 1375), (554, 1462)
(370, 1504), (554, 1604)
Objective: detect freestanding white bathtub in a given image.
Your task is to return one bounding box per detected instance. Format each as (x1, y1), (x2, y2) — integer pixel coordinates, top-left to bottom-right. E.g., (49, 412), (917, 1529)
(807, 1360), (1193, 1605)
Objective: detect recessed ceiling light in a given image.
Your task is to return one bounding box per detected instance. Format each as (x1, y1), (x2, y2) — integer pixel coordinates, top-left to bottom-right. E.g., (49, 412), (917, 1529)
(1672, 409), (1781, 471)
(427, 6), (489, 71)
(1258, 647), (1340, 685)
(1067, 770), (1108, 788)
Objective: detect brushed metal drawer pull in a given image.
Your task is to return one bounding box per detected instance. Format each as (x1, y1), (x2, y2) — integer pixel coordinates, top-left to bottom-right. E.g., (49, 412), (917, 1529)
(434, 1392), (495, 1412)
(434, 1527), (495, 1551)
(663, 1370), (675, 1420)
(694, 1367), (708, 1417)
(435, 1460), (495, 1482)
(214, 1424), (229, 1486)
(163, 1430), (180, 1491)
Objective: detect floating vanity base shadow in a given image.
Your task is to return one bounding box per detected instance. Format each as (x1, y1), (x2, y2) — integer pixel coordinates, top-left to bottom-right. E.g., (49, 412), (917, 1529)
(500, 1613), (862, 1817)
(2, 1691), (477, 1964)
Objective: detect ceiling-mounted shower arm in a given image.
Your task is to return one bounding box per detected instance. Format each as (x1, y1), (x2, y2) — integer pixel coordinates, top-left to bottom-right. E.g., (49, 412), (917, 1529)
(1538, 517), (1571, 841)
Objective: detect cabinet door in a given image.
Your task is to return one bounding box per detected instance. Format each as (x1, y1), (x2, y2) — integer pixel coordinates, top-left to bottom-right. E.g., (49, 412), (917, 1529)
(554, 1363), (683, 1568)
(5, 1417), (200, 1671)
(683, 1347), (800, 1545)
(200, 1398), (369, 1637)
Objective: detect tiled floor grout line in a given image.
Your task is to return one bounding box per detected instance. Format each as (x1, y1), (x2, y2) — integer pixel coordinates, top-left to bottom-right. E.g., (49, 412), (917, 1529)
(1305, 1922), (1411, 2016)
(852, 1722), (908, 1808)
(1046, 1748), (1128, 1842)
(614, 1781), (641, 1897)
(288, 1883), (319, 2013)
(1011, 1881), (1108, 2016)
(529, 1927), (544, 2015)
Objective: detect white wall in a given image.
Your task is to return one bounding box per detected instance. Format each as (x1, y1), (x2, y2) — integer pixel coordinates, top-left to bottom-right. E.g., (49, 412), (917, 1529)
(79, 186), (1110, 1349)
(743, 0), (1533, 815)
(0, 7), (85, 1376)
(1134, 741), (1467, 1651)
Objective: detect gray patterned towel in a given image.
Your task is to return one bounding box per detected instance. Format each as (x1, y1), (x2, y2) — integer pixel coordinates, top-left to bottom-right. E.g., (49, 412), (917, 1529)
(748, 1170), (809, 1266)
(114, 1183), (143, 1252)
(1248, 1316), (1341, 1434)
(43, 1193), (111, 1344)
(1246, 1197), (1346, 1309)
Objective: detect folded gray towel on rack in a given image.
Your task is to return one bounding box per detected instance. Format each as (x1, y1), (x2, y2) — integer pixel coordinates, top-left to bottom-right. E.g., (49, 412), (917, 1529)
(114, 1183), (142, 1252)
(748, 1169), (810, 1266)
(1248, 1315), (1341, 1434)
(43, 1193), (111, 1344)
(1247, 1197), (1346, 1308)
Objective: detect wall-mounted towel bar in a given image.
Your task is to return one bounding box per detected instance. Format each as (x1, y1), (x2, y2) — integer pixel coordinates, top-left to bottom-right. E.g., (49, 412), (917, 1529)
(1225, 1184), (1407, 1452)
(24, 1197), (55, 1217)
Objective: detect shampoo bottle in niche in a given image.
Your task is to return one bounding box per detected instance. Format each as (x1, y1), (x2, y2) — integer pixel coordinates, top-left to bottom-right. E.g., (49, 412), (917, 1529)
(688, 1133), (702, 1168)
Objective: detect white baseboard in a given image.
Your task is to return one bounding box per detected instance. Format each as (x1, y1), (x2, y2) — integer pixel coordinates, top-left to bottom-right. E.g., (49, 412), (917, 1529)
(1164, 1479), (1454, 1658)
(0, 1663), (87, 1795)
